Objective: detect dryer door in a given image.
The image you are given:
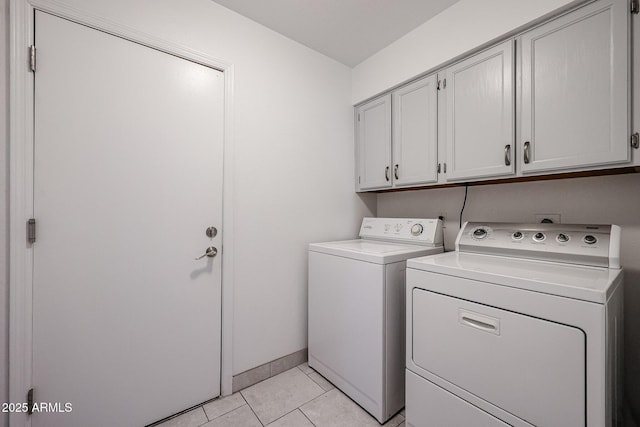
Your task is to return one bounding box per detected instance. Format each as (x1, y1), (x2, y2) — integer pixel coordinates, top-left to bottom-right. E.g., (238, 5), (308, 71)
(411, 288), (585, 427)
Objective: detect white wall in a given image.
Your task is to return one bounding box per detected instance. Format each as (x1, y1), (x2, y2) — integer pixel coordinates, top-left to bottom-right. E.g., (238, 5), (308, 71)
(0, 0), (375, 401)
(351, 0), (580, 104)
(1, 0), (8, 425)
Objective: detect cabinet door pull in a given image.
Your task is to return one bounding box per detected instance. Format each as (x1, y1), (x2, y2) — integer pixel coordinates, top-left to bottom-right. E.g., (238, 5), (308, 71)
(504, 144), (511, 166)
(394, 164), (399, 180)
(437, 163), (441, 173)
(523, 141), (531, 164)
(385, 166), (390, 181)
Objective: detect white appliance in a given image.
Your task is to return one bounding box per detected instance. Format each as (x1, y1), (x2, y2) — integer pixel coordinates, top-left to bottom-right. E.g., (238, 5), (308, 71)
(308, 217), (444, 423)
(406, 222), (624, 427)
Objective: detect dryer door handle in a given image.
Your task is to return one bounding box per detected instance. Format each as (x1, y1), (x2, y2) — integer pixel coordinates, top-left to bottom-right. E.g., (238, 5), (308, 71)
(459, 309), (500, 336)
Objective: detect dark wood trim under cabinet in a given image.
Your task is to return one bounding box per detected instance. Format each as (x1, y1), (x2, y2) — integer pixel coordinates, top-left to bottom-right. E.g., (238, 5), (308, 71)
(372, 167), (640, 193)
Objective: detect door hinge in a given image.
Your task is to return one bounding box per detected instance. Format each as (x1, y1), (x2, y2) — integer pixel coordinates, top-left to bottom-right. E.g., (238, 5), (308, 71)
(29, 45), (36, 72)
(632, 0), (639, 14)
(27, 388), (34, 415)
(631, 132), (639, 149)
(27, 218), (36, 244)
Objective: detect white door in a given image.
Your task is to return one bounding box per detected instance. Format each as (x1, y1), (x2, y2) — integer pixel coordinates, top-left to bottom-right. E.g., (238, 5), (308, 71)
(392, 75), (438, 187)
(32, 11), (223, 427)
(356, 95), (392, 190)
(444, 41), (515, 181)
(519, 0), (629, 174)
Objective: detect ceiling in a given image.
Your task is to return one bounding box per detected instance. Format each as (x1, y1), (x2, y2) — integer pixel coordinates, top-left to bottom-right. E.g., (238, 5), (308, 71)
(210, 0), (461, 67)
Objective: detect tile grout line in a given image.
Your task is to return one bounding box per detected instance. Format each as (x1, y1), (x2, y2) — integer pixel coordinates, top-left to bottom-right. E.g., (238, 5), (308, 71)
(203, 404), (210, 422)
(204, 393), (248, 422)
(243, 399), (265, 426)
(298, 386), (333, 416)
(299, 365), (406, 426)
(250, 367), (331, 425)
(295, 374), (334, 411)
(203, 400), (211, 422)
(301, 366), (335, 393)
(263, 408), (312, 427)
(197, 406), (211, 427)
(298, 406), (318, 427)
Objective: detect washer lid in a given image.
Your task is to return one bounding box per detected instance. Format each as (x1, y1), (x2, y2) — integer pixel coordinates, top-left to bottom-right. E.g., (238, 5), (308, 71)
(407, 252), (621, 303)
(309, 239), (443, 264)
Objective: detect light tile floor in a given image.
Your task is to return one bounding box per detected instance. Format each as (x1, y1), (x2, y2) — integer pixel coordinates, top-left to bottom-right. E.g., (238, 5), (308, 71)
(156, 362), (405, 427)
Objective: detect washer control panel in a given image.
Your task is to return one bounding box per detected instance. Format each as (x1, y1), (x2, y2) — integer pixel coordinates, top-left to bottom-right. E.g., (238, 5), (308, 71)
(458, 222), (621, 268)
(359, 217), (444, 246)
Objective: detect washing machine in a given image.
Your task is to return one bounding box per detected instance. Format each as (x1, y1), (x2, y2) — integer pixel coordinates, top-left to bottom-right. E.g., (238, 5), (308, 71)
(308, 217), (444, 423)
(405, 222), (623, 427)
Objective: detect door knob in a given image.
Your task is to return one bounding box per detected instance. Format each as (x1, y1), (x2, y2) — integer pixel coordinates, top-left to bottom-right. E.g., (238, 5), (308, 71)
(195, 247), (217, 260)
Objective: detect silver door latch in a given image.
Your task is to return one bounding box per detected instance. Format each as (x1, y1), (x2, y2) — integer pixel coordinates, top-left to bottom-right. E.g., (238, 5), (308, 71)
(195, 247), (217, 260)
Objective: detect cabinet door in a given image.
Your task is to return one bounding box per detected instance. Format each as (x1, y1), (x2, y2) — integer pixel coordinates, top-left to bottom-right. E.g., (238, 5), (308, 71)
(392, 75), (438, 187)
(356, 95), (392, 190)
(444, 40), (515, 181)
(520, 0), (629, 174)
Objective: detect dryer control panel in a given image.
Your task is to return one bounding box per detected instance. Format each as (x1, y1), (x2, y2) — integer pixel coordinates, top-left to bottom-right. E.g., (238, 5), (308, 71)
(360, 217), (444, 247)
(456, 222), (621, 269)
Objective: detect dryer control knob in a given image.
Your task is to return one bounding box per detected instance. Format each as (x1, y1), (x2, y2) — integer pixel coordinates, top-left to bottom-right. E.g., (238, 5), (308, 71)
(557, 233), (569, 243)
(473, 228), (488, 239)
(533, 232), (546, 242)
(410, 224), (424, 236)
(583, 235), (598, 245)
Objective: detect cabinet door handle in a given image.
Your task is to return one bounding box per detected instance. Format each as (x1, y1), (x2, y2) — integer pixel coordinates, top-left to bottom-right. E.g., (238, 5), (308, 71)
(504, 144), (511, 166)
(394, 164), (399, 180)
(523, 141), (531, 164)
(437, 163), (441, 173)
(385, 166), (390, 181)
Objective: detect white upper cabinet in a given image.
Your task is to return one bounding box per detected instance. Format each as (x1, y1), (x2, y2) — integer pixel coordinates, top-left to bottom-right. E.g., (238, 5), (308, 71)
(519, 0), (629, 174)
(356, 94), (392, 190)
(354, 0), (633, 192)
(392, 75), (439, 187)
(443, 40), (515, 181)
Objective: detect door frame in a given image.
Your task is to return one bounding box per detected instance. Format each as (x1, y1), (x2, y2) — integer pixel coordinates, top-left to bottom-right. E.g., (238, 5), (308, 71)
(9, 1), (236, 425)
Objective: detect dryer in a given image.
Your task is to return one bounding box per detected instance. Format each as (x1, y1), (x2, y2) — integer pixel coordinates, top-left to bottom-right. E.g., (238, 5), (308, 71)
(309, 217), (444, 423)
(406, 222), (623, 427)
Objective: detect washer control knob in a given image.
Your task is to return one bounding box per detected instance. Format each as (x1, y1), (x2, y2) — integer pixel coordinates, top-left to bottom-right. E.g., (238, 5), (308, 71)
(557, 233), (569, 243)
(512, 231), (523, 240)
(410, 224), (424, 236)
(533, 232), (546, 242)
(473, 228), (488, 239)
(583, 235), (598, 245)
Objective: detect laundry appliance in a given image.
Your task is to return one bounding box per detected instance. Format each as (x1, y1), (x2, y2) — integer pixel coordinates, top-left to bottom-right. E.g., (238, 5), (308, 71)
(405, 222), (623, 427)
(309, 217), (444, 423)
